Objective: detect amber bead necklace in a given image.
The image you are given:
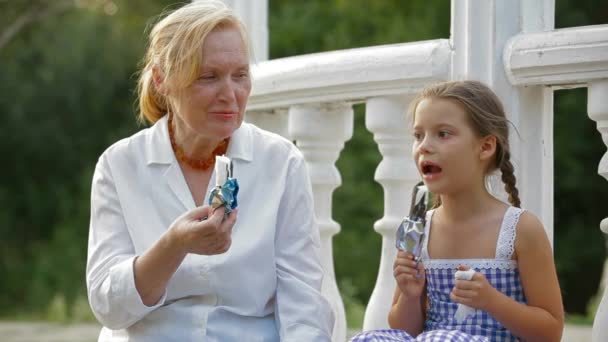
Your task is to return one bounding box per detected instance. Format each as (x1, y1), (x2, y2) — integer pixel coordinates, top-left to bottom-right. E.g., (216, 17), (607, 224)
(167, 115), (229, 171)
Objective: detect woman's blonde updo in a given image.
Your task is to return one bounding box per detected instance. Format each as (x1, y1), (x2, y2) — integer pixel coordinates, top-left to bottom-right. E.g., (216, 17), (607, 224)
(137, 0), (250, 124)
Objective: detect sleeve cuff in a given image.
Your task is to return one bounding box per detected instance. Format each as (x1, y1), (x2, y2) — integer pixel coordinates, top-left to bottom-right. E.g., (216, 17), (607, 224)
(283, 323), (332, 342)
(109, 256), (167, 317)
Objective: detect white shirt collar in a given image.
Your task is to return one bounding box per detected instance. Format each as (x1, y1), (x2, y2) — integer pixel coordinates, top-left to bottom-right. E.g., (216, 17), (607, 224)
(144, 115), (253, 166)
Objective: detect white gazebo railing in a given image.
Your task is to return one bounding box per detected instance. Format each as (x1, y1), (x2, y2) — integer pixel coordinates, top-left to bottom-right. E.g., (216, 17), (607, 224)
(505, 23), (608, 342)
(247, 39), (451, 342)
(225, 0), (608, 341)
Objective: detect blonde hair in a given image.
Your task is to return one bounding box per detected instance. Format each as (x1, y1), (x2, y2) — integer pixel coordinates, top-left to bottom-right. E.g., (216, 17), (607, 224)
(410, 80), (521, 208)
(137, 0), (250, 124)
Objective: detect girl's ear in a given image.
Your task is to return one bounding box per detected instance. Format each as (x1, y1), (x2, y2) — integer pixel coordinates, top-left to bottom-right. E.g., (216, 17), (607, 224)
(479, 135), (497, 161)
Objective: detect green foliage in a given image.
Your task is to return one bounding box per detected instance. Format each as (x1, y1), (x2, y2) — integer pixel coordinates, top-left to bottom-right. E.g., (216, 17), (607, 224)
(0, 0), (175, 320)
(269, 0), (450, 58)
(339, 277), (366, 329)
(554, 89), (608, 314)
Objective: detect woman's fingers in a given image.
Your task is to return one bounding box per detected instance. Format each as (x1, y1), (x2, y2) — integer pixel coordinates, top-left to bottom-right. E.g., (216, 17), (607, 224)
(217, 237), (232, 253)
(208, 206), (226, 223)
(220, 208), (238, 232)
(186, 205), (213, 221)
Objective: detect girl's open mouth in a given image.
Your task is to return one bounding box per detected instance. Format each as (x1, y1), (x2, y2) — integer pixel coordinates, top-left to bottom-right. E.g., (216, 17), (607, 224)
(420, 161), (442, 180)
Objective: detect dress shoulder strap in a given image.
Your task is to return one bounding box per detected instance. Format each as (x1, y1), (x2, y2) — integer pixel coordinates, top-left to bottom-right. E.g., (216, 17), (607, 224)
(495, 207), (525, 260)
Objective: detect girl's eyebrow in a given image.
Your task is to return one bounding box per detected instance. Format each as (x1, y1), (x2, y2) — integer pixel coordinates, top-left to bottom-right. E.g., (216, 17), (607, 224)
(436, 123), (458, 130)
(413, 123), (458, 130)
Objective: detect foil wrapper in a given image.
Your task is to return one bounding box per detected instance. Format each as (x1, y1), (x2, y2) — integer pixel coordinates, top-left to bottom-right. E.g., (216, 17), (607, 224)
(208, 155), (239, 215)
(395, 182), (431, 260)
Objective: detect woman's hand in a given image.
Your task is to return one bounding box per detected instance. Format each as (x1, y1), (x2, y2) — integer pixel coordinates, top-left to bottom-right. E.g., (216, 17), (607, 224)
(393, 251), (426, 300)
(169, 205), (237, 255)
(450, 265), (499, 311)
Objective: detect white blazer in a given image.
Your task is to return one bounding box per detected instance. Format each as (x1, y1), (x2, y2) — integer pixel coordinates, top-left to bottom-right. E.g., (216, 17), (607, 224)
(86, 116), (334, 341)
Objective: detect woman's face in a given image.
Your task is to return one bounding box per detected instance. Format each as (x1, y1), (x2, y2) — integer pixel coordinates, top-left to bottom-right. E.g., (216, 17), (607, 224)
(174, 26), (251, 141)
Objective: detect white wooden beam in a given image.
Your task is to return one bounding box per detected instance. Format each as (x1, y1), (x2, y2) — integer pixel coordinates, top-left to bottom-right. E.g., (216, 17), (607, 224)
(505, 25), (608, 87)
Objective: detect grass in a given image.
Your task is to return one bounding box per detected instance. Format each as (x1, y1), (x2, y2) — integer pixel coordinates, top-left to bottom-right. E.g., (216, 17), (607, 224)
(1, 294), (96, 324)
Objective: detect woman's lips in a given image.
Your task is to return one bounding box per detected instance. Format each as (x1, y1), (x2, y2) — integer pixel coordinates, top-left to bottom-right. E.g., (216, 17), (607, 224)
(210, 111), (237, 119)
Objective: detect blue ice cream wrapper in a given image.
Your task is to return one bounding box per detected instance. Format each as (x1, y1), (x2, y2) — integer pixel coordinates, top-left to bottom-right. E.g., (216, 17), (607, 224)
(208, 178), (239, 214)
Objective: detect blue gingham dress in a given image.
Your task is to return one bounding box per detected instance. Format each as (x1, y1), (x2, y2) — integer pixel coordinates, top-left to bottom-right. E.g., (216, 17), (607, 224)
(351, 207), (526, 342)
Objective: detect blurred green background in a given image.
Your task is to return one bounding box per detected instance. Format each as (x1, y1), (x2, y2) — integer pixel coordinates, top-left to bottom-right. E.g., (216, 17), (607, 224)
(1, 0), (607, 327)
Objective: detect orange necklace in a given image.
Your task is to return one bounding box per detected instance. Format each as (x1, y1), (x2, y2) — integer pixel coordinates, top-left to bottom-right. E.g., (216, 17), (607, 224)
(168, 115), (229, 171)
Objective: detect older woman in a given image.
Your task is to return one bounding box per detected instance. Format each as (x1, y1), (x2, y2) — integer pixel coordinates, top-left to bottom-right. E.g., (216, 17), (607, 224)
(86, 1), (334, 341)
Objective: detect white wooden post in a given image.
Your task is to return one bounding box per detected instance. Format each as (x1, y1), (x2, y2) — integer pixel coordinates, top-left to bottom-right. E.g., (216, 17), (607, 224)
(245, 109), (290, 139)
(451, 0), (555, 238)
(289, 103), (353, 342)
(363, 95), (417, 330)
(220, 0), (268, 62)
(588, 80), (608, 342)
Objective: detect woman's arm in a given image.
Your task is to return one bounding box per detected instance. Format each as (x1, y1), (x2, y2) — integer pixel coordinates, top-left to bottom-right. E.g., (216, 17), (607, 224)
(87, 154), (236, 329)
(87, 154), (167, 329)
(133, 205), (232, 305)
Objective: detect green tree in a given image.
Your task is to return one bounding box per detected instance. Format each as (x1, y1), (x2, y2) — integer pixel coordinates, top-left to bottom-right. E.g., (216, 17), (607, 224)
(0, 0), (176, 320)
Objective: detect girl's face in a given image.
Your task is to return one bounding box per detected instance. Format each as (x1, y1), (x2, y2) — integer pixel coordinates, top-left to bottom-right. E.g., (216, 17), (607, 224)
(412, 98), (489, 195)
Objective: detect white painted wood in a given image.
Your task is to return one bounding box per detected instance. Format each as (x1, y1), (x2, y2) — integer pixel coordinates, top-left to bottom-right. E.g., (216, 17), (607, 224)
(220, 0), (268, 62)
(505, 25), (608, 86)
(588, 80), (608, 342)
(513, 86), (555, 242)
(245, 109), (290, 139)
(289, 103), (353, 342)
(362, 95), (418, 330)
(248, 40), (450, 110)
(451, 0), (555, 236)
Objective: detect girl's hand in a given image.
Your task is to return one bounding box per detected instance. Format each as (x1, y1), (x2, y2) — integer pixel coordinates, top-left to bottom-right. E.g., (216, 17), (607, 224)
(169, 206), (238, 255)
(450, 265), (499, 311)
(393, 250), (426, 299)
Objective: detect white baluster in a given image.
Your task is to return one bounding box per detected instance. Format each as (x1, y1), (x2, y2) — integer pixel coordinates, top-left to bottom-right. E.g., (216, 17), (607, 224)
(589, 80), (608, 342)
(245, 109), (290, 139)
(363, 95), (418, 330)
(289, 103), (353, 342)
(219, 0), (268, 62)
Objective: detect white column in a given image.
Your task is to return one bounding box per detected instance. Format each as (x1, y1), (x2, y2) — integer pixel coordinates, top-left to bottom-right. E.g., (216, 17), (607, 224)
(451, 0), (555, 237)
(245, 109), (290, 139)
(289, 103), (353, 342)
(363, 95), (417, 330)
(220, 0), (268, 62)
(589, 80), (608, 342)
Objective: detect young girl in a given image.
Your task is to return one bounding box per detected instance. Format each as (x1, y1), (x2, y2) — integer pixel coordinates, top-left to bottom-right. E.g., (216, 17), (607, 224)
(351, 81), (564, 342)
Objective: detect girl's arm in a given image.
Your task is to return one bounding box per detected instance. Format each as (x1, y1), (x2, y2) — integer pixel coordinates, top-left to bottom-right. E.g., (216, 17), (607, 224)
(388, 277), (427, 335)
(457, 211), (564, 341)
(489, 211), (564, 341)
